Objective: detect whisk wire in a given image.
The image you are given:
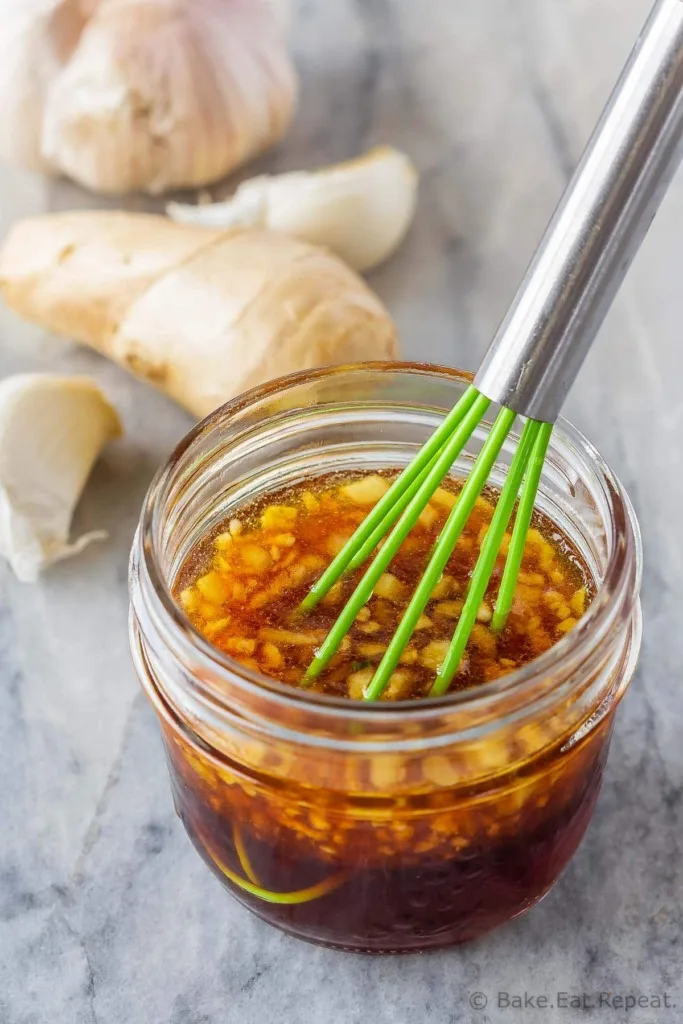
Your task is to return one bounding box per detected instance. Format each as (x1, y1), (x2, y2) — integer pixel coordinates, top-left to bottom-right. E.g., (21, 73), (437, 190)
(303, 391), (492, 683)
(362, 406), (517, 701)
(302, 396), (555, 698)
(429, 418), (541, 697)
(491, 422), (553, 632)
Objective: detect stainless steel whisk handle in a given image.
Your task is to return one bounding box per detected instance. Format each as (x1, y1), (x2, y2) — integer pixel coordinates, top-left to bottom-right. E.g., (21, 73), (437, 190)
(474, 0), (683, 423)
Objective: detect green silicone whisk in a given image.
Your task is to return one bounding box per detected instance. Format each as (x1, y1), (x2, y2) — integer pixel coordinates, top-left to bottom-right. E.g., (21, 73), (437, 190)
(302, 0), (683, 700)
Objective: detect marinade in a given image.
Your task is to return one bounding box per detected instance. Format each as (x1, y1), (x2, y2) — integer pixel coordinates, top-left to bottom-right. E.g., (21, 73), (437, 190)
(175, 471), (592, 699)
(163, 470), (604, 951)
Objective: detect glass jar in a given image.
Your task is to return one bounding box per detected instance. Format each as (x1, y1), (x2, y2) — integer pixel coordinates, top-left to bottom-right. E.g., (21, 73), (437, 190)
(129, 363), (642, 953)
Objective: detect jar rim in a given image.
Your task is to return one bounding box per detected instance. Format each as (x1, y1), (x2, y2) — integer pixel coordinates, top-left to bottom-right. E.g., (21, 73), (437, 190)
(136, 361), (642, 723)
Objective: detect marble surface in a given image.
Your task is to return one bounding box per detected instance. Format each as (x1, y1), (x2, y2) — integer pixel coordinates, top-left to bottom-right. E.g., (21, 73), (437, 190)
(1, 1), (682, 1021)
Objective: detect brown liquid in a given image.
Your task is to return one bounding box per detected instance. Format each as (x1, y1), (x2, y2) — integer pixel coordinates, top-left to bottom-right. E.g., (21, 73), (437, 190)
(163, 470), (604, 951)
(162, 714), (610, 951)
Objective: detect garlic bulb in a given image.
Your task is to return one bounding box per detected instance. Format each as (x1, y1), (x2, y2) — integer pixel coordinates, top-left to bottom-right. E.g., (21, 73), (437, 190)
(168, 146), (419, 272)
(0, 0), (297, 195)
(0, 374), (121, 582)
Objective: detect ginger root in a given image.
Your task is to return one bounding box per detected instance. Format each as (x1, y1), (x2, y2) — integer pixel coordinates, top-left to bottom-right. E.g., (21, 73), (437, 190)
(0, 212), (398, 418)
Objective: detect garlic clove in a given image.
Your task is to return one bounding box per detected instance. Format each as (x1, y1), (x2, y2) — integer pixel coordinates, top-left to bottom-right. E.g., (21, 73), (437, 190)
(0, 374), (121, 582)
(168, 145), (419, 272)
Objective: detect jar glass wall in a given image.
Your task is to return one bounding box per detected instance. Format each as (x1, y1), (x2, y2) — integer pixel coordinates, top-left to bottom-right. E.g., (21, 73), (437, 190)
(129, 363), (642, 952)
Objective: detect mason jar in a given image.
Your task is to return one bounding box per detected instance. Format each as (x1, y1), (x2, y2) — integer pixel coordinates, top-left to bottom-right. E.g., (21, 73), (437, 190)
(129, 363), (642, 953)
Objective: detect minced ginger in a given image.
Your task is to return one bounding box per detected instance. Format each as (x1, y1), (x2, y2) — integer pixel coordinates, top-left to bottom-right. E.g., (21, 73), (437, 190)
(174, 471), (592, 700)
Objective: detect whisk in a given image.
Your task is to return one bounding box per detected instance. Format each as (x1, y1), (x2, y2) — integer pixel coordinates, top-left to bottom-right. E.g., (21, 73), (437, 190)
(302, 0), (683, 700)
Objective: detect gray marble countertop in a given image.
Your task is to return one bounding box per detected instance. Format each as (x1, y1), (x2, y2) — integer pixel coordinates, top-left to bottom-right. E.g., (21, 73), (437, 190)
(1, 1), (682, 1021)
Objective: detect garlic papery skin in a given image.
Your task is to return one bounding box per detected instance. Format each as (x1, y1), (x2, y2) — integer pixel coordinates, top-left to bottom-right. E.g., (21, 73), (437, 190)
(0, 0), (87, 171)
(168, 146), (419, 272)
(39, 0), (297, 195)
(0, 374), (121, 582)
